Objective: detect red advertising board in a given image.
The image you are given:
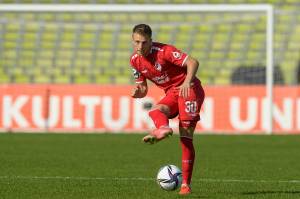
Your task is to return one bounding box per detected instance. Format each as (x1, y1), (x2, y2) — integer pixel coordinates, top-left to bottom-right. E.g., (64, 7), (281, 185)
(0, 84), (299, 134)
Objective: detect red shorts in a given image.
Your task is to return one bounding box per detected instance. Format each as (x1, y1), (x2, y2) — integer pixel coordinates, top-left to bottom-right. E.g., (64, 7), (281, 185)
(157, 79), (205, 127)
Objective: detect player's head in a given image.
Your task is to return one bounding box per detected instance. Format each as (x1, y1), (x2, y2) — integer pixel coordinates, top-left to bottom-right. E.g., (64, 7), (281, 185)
(132, 24), (152, 56)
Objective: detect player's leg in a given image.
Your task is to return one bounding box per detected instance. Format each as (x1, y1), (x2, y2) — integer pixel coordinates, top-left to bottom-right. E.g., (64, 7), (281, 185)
(143, 91), (179, 144)
(177, 81), (205, 194)
(148, 104), (171, 129)
(178, 123), (196, 195)
(142, 104), (173, 144)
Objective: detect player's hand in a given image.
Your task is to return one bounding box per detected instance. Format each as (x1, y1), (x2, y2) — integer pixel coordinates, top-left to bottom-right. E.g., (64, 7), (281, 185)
(131, 84), (146, 98)
(131, 86), (141, 98)
(178, 81), (191, 98)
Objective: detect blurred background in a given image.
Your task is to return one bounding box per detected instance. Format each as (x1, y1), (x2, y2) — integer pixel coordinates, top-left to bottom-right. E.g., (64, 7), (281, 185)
(0, 0), (299, 133)
(0, 0), (299, 85)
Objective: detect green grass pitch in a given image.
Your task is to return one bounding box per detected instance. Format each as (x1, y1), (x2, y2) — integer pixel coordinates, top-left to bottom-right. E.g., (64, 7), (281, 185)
(0, 133), (299, 199)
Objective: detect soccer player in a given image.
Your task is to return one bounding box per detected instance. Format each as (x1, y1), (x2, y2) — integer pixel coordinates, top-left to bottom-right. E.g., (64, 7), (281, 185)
(130, 24), (205, 195)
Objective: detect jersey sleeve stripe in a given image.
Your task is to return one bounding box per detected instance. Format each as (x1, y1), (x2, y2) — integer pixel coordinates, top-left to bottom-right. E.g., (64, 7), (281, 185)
(182, 55), (189, 66)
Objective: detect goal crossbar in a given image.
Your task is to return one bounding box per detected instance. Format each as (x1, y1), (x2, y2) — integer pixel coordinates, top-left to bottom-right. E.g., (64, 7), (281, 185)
(0, 4), (272, 12)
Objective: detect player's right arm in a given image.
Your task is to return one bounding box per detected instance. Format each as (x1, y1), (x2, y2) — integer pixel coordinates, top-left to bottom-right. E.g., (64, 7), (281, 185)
(130, 54), (148, 98)
(131, 80), (148, 98)
(130, 66), (148, 98)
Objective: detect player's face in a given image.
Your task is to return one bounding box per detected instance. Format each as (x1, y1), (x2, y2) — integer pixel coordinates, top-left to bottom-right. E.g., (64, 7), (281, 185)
(132, 33), (152, 56)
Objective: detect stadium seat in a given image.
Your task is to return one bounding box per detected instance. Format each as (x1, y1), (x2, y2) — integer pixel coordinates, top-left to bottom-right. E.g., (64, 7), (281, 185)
(0, 1), (299, 86)
(0, 73), (9, 83)
(34, 75), (52, 83)
(114, 75), (131, 84)
(54, 75), (70, 84)
(94, 74), (112, 84)
(13, 74), (31, 83)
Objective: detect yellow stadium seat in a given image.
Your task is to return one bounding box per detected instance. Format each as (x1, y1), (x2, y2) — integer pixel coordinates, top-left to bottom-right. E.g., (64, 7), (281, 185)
(0, 73), (10, 83)
(54, 75), (70, 84)
(95, 75), (112, 84)
(13, 74), (31, 83)
(114, 75), (131, 84)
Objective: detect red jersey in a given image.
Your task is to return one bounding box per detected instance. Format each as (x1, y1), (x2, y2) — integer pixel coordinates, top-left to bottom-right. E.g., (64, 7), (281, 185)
(130, 42), (193, 92)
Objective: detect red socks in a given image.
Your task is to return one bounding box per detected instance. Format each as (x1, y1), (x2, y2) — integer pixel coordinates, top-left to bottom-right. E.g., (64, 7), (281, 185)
(180, 137), (195, 185)
(149, 109), (195, 185)
(148, 109), (169, 128)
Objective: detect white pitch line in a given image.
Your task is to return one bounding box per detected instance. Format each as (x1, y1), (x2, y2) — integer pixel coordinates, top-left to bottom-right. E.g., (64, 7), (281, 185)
(197, 178), (300, 184)
(0, 176), (300, 184)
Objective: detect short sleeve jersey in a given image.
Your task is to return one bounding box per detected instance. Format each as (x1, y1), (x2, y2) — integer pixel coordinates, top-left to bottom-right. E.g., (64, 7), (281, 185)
(130, 42), (189, 92)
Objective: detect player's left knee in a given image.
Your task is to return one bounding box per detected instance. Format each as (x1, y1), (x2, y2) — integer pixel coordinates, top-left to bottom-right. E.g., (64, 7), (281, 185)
(179, 120), (197, 138)
(179, 120), (197, 128)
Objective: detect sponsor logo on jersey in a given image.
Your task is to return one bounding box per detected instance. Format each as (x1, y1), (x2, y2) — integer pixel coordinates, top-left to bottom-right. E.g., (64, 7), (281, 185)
(151, 73), (170, 84)
(141, 69), (148, 73)
(172, 51), (182, 59)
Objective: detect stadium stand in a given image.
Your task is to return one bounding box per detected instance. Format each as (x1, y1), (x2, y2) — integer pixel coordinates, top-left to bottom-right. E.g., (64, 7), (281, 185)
(0, 1), (299, 85)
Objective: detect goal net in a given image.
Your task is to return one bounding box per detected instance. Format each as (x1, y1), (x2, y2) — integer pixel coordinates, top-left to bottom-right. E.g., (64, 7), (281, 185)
(0, 4), (275, 133)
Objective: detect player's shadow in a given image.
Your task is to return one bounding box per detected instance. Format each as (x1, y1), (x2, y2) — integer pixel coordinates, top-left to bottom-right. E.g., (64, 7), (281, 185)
(241, 190), (300, 195)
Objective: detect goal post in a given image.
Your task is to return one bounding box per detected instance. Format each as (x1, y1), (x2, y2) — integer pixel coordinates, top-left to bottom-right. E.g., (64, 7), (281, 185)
(0, 4), (274, 133)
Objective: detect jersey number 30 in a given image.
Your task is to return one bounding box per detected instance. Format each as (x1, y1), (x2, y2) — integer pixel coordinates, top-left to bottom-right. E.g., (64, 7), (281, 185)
(185, 101), (197, 113)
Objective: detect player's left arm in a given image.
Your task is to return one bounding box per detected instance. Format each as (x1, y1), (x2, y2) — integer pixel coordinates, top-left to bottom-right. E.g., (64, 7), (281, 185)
(179, 56), (199, 98)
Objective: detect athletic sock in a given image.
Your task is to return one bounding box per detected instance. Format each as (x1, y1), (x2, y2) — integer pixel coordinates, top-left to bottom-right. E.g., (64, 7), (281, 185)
(148, 109), (169, 129)
(180, 137), (195, 185)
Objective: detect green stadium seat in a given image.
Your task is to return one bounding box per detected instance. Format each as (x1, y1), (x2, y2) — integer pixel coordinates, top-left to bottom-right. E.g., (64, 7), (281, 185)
(74, 59), (92, 69)
(98, 33), (113, 49)
(266, 0), (281, 3)
(191, 41), (207, 51)
(74, 74), (93, 83)
(212, 42), (227, 51)
(34, 75), (52, 83)
(0, 73), (10, 83)
(148, 14), (165, 22)
(129, 14), (147, 21)
(56, 59), (72, 68)
(36, 59), (53, 68)
(114, 75), (131, 84)
(249, 41), (264, 50)
(54, 75), (70, 84)
(61, 32), (76, 42)
(208, 51), (225, 59)
(280, 61), (297, 84)
(19, 59), (35, 68)
(219, 69), (232, 84)
(246, 51), (262, 60)
(3, 50), (17, 59)
(102, 66), (121, 76)
(13, 74), (31, 83)
(226, 51), (241, 60)
(94, 75), (112, 84)
(3, 41), (17, 49)
(230, 42), (244, 51)
(111, 14), (128, 22)
(93, 13), (110, 21)
(174, 42), (189, 51)
(4, 31), (18, 40)
(157, 34), (172, 44)
(185, 14), (202, 22)
(224, 61), (240, 69)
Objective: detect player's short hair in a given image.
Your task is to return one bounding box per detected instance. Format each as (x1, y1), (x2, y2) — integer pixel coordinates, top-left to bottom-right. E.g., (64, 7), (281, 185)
(132, 24), (152, 38)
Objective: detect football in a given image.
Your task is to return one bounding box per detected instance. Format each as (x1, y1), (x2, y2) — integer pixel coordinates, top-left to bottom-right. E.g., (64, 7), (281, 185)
(156, 165), (182, 191)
